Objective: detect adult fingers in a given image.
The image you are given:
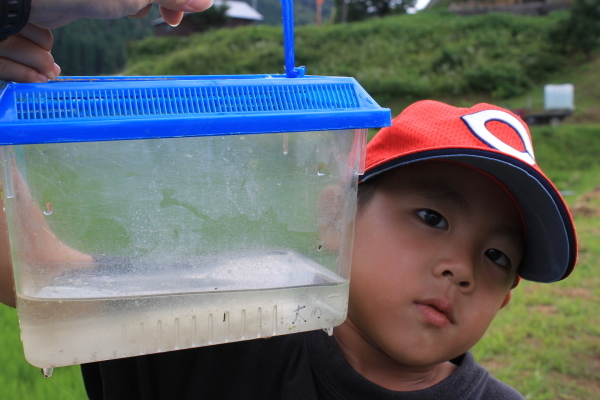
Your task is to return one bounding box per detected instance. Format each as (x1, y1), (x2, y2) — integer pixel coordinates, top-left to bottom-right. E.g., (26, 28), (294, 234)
(159, 7), (184, 26)
(30, 0), (214, 29)
(0, 34), (59, 83)
(153, 0), (214, 13)
(127, 4), (153, 19)
(15, 24), (54, 52)
(0, 57), (55, 83)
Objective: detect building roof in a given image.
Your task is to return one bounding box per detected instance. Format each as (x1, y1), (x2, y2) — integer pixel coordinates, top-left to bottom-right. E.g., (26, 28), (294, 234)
(215, 0), (263, 21)
(152, 1), (263, 26)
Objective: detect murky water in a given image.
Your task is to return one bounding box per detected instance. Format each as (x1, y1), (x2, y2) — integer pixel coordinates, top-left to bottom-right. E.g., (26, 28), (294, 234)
(17, 251), (349, 368)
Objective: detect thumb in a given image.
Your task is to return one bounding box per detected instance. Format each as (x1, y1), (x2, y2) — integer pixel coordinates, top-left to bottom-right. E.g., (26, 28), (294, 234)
(153, 0), (214, 12)
(158, 8), (184, 27)
(154, 0), (214, 26)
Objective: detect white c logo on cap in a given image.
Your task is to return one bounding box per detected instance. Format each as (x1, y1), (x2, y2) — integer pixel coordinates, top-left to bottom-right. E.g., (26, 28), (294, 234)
(461, 110), (535, 166)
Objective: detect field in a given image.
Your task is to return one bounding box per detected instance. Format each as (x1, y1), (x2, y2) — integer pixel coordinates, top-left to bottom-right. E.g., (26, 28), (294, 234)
(0, 305), (87, 399)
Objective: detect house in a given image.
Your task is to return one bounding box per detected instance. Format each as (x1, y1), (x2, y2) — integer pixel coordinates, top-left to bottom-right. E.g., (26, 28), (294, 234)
(152, 0), (263, 37)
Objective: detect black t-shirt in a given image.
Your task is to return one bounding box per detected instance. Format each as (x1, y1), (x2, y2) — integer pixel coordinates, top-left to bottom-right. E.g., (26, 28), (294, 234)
(82, 329), (524, 400)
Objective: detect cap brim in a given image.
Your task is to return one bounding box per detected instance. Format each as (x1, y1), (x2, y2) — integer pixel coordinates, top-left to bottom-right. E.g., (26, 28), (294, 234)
(361, 149), (576, 283)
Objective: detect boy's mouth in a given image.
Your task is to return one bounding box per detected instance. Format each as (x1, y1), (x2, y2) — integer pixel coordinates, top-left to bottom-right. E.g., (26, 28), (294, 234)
(414, 298), (455, 328)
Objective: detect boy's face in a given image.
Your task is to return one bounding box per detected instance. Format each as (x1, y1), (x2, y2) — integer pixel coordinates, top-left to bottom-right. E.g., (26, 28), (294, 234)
(345, 160), (524, 368)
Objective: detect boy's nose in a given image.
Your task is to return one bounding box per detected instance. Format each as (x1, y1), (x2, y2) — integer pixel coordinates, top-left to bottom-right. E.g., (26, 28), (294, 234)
(441, 269), (472, 291)
(433, 253), (476, 292)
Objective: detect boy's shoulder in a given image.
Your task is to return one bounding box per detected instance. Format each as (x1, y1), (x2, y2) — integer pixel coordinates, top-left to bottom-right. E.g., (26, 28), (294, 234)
(444, 352), (526, 400)
(305, 332), (526, 399)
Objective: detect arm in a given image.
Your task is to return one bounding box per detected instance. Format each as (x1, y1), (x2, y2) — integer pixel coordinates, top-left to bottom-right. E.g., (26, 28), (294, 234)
(0, 163), (94, 308)
(0, 192), (16, 308)
(30, 0), (214, 29)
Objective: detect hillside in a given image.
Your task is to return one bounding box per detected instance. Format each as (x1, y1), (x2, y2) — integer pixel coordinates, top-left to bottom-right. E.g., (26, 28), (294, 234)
(255, 0), (334, 25)
(124, 11), (596, 120)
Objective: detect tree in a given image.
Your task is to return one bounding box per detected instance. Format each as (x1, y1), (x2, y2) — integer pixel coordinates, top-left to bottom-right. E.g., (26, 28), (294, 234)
(52, 13), (155, 75)
(550, 0), (600, 59)
(189, 3), (230, 30)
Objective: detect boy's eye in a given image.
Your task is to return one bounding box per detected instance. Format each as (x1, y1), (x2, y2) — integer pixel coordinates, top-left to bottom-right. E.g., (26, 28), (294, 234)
(485, 249), (511, 269)
(416, 209), (449, 229)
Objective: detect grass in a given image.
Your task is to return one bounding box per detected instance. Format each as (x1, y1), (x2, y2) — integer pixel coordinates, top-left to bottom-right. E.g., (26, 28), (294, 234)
(473, 212), (600, 399)
(0, 305), (88, 399)
(1, 121), (599, 399)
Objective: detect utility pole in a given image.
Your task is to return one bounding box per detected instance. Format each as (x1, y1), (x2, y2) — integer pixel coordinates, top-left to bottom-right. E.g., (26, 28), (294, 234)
(316, 0), (325, 26)
(341, 0), (348, 23)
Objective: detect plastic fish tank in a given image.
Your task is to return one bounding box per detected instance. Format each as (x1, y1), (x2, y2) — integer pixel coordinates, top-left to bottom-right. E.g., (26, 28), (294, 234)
(0, 0), (391, 371)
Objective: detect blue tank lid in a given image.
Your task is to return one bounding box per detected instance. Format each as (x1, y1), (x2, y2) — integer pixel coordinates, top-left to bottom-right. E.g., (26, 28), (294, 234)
(0, 75), (390, 145)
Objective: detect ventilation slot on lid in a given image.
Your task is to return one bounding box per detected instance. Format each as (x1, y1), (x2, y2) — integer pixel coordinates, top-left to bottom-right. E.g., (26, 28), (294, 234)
(15, 83), (360, 121)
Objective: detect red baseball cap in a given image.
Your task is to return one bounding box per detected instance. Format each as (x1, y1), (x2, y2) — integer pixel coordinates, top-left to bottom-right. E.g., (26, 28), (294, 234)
(361, 100), (577, 283)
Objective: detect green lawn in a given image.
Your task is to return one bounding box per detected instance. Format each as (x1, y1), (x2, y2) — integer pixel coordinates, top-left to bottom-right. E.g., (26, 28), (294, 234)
(1, 123), (599, 399)
(472, 212), (600, 399)
(0, 305), (88, 399)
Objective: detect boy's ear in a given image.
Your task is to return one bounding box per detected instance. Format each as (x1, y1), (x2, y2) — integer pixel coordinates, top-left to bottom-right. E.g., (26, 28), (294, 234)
(500, 291), (512, 309)
(317, 185), (345, 252)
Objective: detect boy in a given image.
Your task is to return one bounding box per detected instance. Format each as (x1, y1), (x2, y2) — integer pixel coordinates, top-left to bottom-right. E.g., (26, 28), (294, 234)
(78, 100), (577, 399)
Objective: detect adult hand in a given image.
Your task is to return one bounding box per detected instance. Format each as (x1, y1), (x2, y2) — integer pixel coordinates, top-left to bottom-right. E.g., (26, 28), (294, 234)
(0, 160), (95, 308)
(0, 23), (60, 83)
(0, 188), (15, 308)
(29, 0), (214, 29)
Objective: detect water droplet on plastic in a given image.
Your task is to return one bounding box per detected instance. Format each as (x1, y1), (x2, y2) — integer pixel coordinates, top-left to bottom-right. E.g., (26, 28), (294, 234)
(43, 203), (53, 215)
(41, 367), (53, 378)
(317, 163), (325, 176)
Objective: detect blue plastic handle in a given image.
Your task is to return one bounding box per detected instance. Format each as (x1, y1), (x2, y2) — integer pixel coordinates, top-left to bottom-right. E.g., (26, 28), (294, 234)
(281, 0), (305, 78)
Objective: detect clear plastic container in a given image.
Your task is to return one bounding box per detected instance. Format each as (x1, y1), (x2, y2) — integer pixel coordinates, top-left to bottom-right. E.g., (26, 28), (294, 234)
(2, 127), (365, 368)
(0, 0), (391, 370)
